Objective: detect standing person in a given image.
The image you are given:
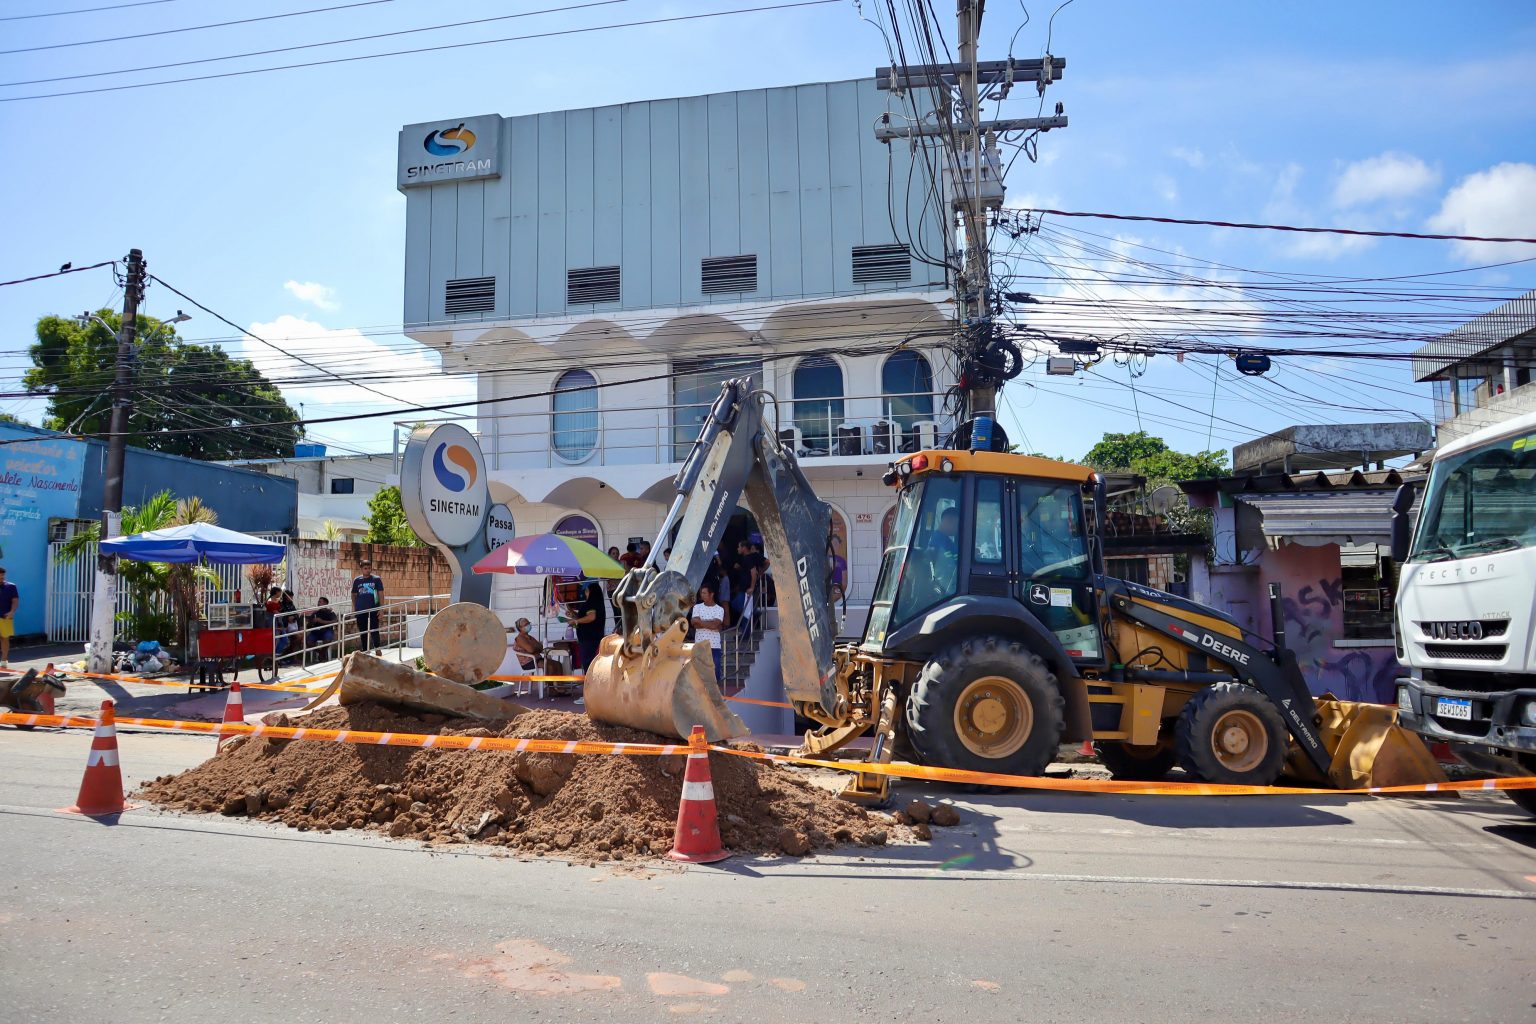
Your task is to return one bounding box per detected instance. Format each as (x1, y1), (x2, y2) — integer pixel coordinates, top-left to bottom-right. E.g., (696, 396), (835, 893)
(690, 585), (727, 684)
(728, 539), (759, 627)
(351, 560), (384, 652)
(568, 578), (607, 677)
(636, 540), (653, 567)
(0, 567), (17, 668)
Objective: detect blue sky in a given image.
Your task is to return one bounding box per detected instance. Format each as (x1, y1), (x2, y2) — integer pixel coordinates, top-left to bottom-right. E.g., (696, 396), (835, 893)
(1, 0), (1533, 459)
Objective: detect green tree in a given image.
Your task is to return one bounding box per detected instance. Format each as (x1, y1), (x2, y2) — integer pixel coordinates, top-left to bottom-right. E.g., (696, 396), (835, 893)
(364, 485), (424, 546)
(0, 412), (29, 426)
(25, 309), (302, 460)
(1082, 431), (1228, 487)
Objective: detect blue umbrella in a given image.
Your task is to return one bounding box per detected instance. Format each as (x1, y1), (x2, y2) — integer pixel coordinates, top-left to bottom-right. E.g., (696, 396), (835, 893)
(100, 523), (286, 565)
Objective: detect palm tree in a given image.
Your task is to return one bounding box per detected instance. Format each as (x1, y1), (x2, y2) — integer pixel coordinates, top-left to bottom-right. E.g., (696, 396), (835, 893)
(317, 519), (343, 542)
(57, 491), (219, 652)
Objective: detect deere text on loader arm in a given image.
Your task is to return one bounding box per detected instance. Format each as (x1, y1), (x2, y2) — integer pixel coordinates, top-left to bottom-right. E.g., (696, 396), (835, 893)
(585, 380), (1444, 803)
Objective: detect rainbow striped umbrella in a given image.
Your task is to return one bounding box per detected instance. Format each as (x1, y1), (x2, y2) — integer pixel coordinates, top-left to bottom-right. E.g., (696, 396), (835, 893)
(471, 532), (625, 579)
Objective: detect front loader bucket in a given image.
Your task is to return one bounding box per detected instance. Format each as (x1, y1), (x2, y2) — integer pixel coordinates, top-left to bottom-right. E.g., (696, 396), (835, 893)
(583, 623), (747, 743)
(1288, 695), (1448, 790)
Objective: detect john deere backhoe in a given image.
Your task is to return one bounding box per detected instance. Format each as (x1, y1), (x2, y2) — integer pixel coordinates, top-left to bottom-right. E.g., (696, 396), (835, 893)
(585, 378), (1444, 801)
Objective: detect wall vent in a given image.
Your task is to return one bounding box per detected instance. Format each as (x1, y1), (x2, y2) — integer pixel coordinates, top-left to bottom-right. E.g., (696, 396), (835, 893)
(567, 265), (621, 304)
(701, 254), (757, 294)
(444, 276), (496, 315)
(851, 243), (912, 284)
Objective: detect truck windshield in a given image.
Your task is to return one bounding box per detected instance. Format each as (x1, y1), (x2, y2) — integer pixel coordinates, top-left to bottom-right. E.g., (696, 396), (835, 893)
(1409, 432), (1536, 561)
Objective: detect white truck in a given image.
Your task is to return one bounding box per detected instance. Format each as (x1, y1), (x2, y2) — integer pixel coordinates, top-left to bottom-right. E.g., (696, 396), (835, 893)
(1391, 409), (1536, 816)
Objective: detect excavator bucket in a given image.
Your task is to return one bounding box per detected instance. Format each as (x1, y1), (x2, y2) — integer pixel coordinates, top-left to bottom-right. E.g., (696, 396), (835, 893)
(1287, 695), (1449, 790)
(583, 622), (748, 743)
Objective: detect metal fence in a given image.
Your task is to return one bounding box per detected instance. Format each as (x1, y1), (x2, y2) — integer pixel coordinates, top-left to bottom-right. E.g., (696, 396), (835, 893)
(44, 534), (291, 644)
(270, 595), (443, 669)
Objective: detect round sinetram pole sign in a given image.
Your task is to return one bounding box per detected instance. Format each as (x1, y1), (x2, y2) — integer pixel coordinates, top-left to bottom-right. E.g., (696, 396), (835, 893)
(400, 422), (495, 606)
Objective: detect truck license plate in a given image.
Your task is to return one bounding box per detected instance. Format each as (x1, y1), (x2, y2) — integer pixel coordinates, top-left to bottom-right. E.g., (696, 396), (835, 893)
(1436, 697), (1473, 721)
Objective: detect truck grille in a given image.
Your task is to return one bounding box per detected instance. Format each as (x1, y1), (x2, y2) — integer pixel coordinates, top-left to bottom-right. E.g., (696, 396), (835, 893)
(1421, 643), (1508, 662)
(1415, 618), (1510, 640)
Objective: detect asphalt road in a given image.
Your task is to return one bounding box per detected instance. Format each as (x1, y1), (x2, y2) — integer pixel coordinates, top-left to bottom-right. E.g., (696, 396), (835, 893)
(2, 726), (1534, 1024)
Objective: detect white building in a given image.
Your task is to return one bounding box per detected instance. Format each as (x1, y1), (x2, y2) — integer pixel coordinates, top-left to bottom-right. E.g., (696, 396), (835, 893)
(222, 450), (396, 540)
(398, 79), (956, 626)
(1413, 287), (1536, 444)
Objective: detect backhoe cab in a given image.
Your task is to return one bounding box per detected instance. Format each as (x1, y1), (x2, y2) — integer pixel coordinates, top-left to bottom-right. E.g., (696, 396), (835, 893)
(803, 447), (1444, 802)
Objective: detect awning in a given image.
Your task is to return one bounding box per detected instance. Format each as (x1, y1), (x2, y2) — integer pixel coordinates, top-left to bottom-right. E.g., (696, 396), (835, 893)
(1340, 543), (1383, 568)
(1233, 491), (1398, 549)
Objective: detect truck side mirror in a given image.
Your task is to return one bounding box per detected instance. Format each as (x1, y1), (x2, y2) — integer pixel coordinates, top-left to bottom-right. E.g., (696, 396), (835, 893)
(1389, 482), (1416, 562)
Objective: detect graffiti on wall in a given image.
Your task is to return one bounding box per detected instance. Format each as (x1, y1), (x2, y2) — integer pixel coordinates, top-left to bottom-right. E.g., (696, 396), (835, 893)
(1280, 576), (1398, 704)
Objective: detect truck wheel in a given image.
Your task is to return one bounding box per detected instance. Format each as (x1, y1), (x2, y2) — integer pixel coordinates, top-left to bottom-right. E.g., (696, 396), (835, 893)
(905, 636), (1065, 776)
(1507, 787), (1536, 817)
(1176, 682), (1288, 786)
(1095, 739), (1177, 781)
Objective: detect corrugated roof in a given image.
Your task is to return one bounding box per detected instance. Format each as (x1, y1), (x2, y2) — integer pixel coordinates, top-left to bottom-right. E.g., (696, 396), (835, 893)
(1180, 468), (1419, 495)
(1412, 288), (1536, 382)
(1233, 491), (1401, 548)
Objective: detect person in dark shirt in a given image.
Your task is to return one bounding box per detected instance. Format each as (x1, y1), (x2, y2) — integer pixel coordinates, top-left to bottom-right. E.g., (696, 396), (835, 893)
(0, 567), (18, 668)
(569, 580), (607, 675)
(351, 560), (384, 652)
(728, 540), (760, 626)
(305, 597), (339, 660)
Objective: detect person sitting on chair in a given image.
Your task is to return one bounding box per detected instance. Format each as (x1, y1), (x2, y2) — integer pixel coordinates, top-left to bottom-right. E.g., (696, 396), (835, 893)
(512, 617), (545, 672)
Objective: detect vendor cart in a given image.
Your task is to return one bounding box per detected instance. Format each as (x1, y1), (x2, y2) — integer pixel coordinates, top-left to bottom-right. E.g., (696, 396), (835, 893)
(194, 604), (276, 687)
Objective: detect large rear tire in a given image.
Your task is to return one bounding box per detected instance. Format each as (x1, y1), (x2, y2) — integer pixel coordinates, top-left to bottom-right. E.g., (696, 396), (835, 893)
(1506, 787), (1536, 817)
(1096, 739), (1177, 781)
(1176, 682), (1288, 786)
(905, 636), (1065, 776)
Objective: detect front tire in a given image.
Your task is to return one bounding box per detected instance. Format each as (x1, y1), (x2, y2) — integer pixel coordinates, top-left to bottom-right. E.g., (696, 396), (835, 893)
(1506, 787), (1536, 817)
(905, 636), (1065, 776)
(1176, 681), (1288, 786)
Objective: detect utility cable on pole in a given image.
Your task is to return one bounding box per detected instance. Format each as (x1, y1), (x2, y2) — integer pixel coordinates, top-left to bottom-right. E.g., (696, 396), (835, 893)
(87, 247), (145, 674)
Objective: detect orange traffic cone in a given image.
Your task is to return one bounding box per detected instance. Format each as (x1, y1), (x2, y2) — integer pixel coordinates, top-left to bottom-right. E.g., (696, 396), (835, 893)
(60, 699), (135, 817)
(218, 681), (245, 751)
(40, 665), (57, 715)
(1078, 739), (1095, 758)
(668, 725), (729, 864)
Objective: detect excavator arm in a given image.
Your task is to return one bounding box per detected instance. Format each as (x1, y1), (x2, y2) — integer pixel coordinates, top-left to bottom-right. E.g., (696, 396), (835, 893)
(586, 379), (839, 740)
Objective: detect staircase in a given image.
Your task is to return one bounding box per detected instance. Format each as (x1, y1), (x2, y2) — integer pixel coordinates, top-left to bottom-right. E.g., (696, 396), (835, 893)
(720, 625), (768, 693)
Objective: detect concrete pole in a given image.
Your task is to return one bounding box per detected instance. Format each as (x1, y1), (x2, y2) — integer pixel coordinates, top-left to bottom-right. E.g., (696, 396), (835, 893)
(87, 249), (145, 673)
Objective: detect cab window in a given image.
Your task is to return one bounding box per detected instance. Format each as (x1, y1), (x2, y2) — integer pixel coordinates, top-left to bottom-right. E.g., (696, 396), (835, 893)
(1017, 481), (1089, 580)
(892, 475), (963, 621)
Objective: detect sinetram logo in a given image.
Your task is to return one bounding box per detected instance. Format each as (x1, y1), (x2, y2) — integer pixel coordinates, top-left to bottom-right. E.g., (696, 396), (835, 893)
(431, 443), (479, 493)
(423, 123), (477, 156)
(405, 122), (493, 183)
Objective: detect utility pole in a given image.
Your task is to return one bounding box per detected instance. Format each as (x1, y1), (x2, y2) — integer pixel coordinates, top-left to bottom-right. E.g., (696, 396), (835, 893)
(874, 14), (1068, 444)
(86, 249), (146, 673)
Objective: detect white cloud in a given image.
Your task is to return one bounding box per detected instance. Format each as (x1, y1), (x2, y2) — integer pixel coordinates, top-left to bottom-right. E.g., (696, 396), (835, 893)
(1332, 152), (1439, 208)
(283, 280), (339, 312)
(238, 315), (474, 449)
(1169, 146), (1206, 169)
(1281, 230), (1377, 260)
(1154, 174), (1179, 204)
(1427, 162), (1536, 261)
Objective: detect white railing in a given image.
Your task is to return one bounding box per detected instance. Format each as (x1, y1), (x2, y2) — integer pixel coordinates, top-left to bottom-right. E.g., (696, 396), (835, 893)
(401, 390), (956, 469)
(270, 595), (446, 669)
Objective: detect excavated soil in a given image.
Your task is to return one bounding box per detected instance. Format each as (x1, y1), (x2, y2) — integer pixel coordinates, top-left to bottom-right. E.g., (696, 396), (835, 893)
(138, 703), (952, 861)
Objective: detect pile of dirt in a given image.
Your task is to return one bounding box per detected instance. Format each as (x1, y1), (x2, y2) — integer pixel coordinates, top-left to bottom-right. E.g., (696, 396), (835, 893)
(138, 703), (959, 861)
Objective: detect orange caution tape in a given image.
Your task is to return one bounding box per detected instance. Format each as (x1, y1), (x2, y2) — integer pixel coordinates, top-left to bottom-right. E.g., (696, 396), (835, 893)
(0, 711), (689, 756)
(7, 710), (1533, 798)
(486, 674), (583, 683)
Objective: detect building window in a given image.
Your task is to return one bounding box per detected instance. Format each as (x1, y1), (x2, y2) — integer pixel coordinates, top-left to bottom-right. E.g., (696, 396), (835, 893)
(792, 356), (844, 455)
(552, 369), (599, 462)
(330, 478), (355, 495)
(567, 266), (620, 305)
(672, 356), (762, 461)
(1107, 557), (1150, 586)
(1342, 546), (1395, 641)
(882, 351), (934, 431)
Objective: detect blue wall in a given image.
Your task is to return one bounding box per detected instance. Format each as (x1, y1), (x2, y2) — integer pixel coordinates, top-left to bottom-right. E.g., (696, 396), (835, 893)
(78, 446), (297, 536)
(0, 425), (89, 637)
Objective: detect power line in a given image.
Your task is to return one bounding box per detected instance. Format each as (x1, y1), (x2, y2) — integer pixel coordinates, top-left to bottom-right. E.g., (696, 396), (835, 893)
(0, 0), (400, 55)
(0, 0), (176, 20)
(0, 0), (842, 102)
(1018, 208), (1536, 246)
(1, 0), (625, 88)
(0, 260), (115, 288)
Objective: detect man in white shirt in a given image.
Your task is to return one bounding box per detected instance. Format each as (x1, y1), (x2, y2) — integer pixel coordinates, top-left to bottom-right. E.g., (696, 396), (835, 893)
(689, 584), (728, 685)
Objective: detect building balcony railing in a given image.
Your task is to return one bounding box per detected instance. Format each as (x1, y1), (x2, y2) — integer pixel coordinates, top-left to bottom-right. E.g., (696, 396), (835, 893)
(451, 391), (958, 470)
(1437, 380), (1536, 444)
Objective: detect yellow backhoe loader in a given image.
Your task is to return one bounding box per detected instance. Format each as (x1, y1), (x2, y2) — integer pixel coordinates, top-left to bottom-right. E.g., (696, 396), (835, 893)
(585, 379), (1444, 802)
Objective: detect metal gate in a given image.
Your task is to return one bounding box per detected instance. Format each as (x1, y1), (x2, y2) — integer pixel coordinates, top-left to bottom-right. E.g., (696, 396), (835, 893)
(45, 535), (291, 643)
